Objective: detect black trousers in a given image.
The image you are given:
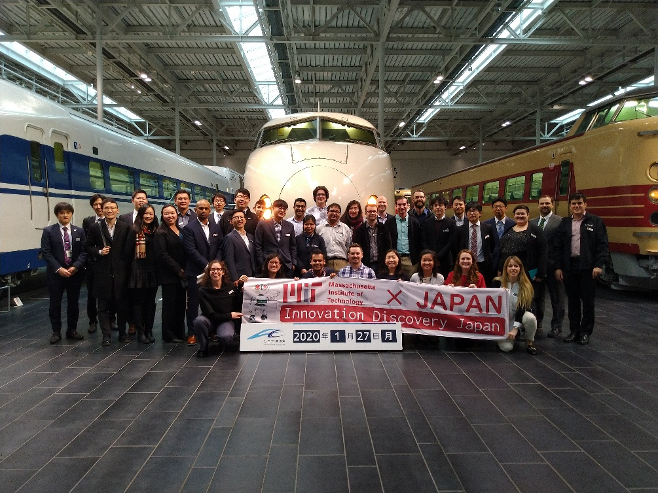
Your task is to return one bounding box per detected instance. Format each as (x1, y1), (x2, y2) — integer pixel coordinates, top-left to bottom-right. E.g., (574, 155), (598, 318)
(48, 273), (83, 333)
(129, 286), (158, 334)
(85, 269), (97, 324)
(534, 263), (565, 330)
(186, 276), (200, 337)
(97, 283), (128, 337)
(161, 282), (186, 341)
(564, 260), (597, 336)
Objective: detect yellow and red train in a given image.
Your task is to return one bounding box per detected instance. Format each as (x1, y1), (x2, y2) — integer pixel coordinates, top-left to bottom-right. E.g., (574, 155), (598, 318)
(415, 86), (658, 290)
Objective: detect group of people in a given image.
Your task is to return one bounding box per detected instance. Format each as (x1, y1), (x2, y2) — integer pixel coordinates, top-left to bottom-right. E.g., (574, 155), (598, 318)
(41, 182), (608, 357)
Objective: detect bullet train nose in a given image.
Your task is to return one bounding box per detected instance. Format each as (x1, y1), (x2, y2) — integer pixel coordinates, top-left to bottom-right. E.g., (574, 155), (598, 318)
(278, 162), (360, 206)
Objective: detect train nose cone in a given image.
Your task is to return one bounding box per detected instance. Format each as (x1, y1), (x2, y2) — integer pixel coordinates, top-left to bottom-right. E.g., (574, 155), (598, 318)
(279, 163), (360, 207)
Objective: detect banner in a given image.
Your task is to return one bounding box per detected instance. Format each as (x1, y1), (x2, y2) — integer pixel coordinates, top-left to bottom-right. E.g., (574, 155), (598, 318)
(241, 278), (509, 340)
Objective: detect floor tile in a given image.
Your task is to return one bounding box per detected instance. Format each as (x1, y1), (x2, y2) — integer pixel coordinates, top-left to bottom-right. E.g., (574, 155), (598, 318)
(297, 455), (348, 492)
(376, 454), (436, 492)
(447, 452), (517, 492)
(542, 451), (625, 492)
(127, 456), (195, 492)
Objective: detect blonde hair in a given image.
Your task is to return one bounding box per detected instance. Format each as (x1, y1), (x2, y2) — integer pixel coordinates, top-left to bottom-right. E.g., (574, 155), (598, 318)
(500, 256), (534, 309)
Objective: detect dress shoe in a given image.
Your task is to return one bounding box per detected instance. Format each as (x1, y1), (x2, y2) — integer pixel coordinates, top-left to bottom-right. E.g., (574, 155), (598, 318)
(187, 335), (197, 346)
(196, 349), (207, 358)
(118, 334), (131, 343)
(563, 332), (579, 343)
(137, 332), (150, 344)
(209, 334), (219, 342)
(578, 334), (590, 345)
(147, 332), (155, 343)
(128, 324), (136, 336)
(526, 344), (538, 355)
(50, 332), (62, 344)
(102, 337), (111, 346)
(66, 331), (84, 340)
(88, 322), (97, 334)
(547, 328), (562, 338)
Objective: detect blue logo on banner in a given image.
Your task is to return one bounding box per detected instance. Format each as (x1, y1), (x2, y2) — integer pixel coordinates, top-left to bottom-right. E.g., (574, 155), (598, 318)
(247, 329), (282, 339)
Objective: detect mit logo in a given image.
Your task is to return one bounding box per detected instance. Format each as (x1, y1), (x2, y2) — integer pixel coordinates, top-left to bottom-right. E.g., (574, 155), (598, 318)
(283, 282), (322, 303)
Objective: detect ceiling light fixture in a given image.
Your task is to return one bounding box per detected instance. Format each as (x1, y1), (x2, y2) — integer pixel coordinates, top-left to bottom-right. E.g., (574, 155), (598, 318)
(433, 74), (444, 84)
(294, 73), (302, 84)
(194, 120), (202, 126)
(139, 72), (148, 79)
(398, 121), (406, 128)
(501, 121), (511, 127)
(459, 145), (466, 150)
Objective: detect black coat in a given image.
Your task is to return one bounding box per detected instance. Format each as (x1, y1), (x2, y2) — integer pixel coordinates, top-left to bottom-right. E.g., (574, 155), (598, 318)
(454, 221), (498, 267)
(352, 221), (392, 270)
(552, 213), (609, 272)
(498, 223), (548, 278)
(254, 219), (297, 271)
(154, 226), (188, 285)
(421, 216), (457, 275)
(223, 229), (257, 280)
(182, 220), (224, 277)
(219, 207), (259, 236)
(295, 232), (327, 274)
(384, 215), (422, 265)
(84, 219), (131, 299)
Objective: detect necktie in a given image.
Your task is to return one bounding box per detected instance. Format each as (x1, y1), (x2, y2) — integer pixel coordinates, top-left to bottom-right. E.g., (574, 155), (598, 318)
(470, 225), (478, 258)
(496, 220), (504, 238)
(274, 222), (281, 242)
(538, 217), (546, 229)
(63, 227), (72, 266)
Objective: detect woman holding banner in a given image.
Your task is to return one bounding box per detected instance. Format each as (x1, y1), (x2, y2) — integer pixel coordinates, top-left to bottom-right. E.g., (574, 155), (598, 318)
(446, 250), (486, 288)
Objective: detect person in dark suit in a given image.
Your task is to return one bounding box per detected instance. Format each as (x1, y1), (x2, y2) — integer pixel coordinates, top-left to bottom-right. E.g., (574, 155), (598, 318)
(376, 196), (395, 225)
(82, 193), (105, 334)
(118, 189), (148, 226)
(85, 198), (132, 346)
(40, 202), (87, 344)
(210, 192), (227, 225)
(421, 195), (457, 278)
(385, 196), (422, 279)
(453, 201), (498, 286)
(183, 199), (223, 345)
(530, 195), (565, 337)
(219, 188), (259, 236)
(352, 202), (392, 273)
(154, 205), (187, 343)
(483, 196), (515, 238)
(255, 199), (297, 277)
(295, 214), (327, 277)
(223, 209), (256, 281)
(553, 192), (609, 345)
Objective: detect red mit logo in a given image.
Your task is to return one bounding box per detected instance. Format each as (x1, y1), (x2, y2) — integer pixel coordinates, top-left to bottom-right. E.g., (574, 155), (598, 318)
(283, 282), (322, 303)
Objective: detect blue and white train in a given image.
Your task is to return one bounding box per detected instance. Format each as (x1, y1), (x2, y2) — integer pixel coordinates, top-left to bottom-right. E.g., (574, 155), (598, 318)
(244, 112), (394, 214)
(0, 79), (241, 284)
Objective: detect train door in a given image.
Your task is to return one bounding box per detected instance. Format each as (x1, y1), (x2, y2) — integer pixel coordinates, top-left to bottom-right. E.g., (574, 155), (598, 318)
(556, 154), (575, 212)
(25, 125), (51, 229)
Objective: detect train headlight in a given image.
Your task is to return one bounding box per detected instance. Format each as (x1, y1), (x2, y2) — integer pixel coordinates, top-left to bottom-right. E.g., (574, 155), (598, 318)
(367, 194), (378, 205)
(259, 194), (273, 220)
(649, 187), (658, 205)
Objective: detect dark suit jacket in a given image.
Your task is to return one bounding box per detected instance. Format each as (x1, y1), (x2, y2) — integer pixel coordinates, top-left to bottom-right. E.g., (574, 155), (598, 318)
(295, 232), (327, 274)
(353, 222), (392, 269)
(82, 215), (103, 235)
(530, 214), (562, 268)
(484, 216), (515, 238)
(385, 215), (422, 265)
(40, 223), (87, 281)
(224, 229), (257, 280)
(118, 211), (136, 226)
(552, 213), (609, 272)
(454, 221), (498, 267)
(154, 226), (187, 285)
(220, 207), (259, 236)
(421, 216), (457, 275)
(182, 220), (223, 277)
(85, 219), (131, 298)
(255, 219), (297, 271)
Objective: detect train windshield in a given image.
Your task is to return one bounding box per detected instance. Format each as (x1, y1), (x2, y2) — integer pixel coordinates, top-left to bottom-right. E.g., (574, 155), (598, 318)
(574, 94), (658, 134)
(320, 119), (378, 147)
(259, 118), (318, 147)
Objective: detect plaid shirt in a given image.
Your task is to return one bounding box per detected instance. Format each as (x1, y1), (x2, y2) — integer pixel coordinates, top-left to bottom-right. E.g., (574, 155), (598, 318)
(337, 263), (376, 279)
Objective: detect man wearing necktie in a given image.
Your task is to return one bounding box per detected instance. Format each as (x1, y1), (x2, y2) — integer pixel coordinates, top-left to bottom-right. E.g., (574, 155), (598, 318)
(483, 196), (515, 275)
(453, 202), (498, 286)
(40, 202), (87, 344)
(530, 195), (565, 337)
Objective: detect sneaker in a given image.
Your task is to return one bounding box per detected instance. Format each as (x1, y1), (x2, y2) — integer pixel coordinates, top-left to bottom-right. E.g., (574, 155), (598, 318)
(187, 335), (197, 346)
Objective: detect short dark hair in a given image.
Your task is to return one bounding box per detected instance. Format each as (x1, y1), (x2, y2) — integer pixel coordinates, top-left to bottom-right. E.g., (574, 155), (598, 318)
(294, 198), (307, 206)
(327, 203), (341, 213)
(212, 193), (226, 203)
(255, 199), (266, 207)
(538, 195), (553, 203)
(313, 185), (329, 201)
(272, 199), (288, 209)
(569, 192), (587, 202)
(235, 188), (250, 199)
(513, 204), (530, 214)
(348, 243), (363, 253)
(452, 196), (464, 204)
(416, 250), (440, 276)
(54, 202), (74, 215)
(174, 189), (190, 200)
(230, 209), (246, 219)
(89, 193), (106, 207)
(491, 196), (508, 207)
(430, 195), (448, 207)
(303, 214), (316, 224)
(465, 201), (482, 212)
(394, 196), (407, 205)
(101, 198), (118, 208)
(310, 248), (324, 258)
(132, 189), (147, 200)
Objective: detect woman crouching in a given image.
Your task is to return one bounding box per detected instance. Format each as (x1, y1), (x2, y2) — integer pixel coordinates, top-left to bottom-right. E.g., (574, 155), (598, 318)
(193, 260), (242, 357)
(495, 256), (538, 355)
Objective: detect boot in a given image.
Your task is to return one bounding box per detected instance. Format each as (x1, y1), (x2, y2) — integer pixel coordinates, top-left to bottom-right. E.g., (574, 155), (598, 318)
(137, 330), (150, 344)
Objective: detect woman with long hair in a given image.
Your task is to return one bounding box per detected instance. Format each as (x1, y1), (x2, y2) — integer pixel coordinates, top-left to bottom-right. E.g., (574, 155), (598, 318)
(193, 260), (242, 357)
(154, 204), (187, 343)
(496, 256), (538, 355)
(260, 253), (286, 279)
(409, 250), (444, 285)
(125, 204), (159, 344)
(378, 249), (408, 281)
(446, 249), (486, 288)
(340, 200), (363, 231)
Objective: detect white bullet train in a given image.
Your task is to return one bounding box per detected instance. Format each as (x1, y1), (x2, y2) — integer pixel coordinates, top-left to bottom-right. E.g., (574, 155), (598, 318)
(0, 79), (241, 284)
(243, 112), (394, 214)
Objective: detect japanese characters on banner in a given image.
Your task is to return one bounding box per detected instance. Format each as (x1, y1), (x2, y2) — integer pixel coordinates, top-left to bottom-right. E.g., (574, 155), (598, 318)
(240, 278), (508, 351)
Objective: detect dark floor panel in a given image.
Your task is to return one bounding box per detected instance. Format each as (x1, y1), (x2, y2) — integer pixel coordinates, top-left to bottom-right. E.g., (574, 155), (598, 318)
(543, 451), (626, 492)
(376, 454), (437, 492)
(579, 440), (658, 490)
(297, 455), (349, 492)
(127, 456), (195, 493)
(262, 444), (298, 493)
(502, 462), (572, 493)
(448, 452), (518, 492)
(210, 455), (268, 493)
(17, 456), (97, 493)
(72, 446), (154, 492)
(348, 466), (383, 493)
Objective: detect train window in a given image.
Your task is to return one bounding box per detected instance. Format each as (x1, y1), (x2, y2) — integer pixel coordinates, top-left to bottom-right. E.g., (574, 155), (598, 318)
(140, 172), (158, 198)
(53, 142), (66, 174)
(89, 161), (105, 191)
(504, 176), (525, 201)
(451, 188), (462, 202)
(29, 141), (43, 182)
(180, 182), (191, 194)
(591, 104), (619, 130)
(483, 181), (499, 203)
(559, 161), (570, 196)
(614, 97), (658, 122)
(465, 185), (479, 203)
(529, 172), (543, 200)
(193, 185), (205, 201)
(109, 165), (134, 195)
(260, 119), (318, 147)
(320, 120), (378, 146)
(163, 178), (177, 200)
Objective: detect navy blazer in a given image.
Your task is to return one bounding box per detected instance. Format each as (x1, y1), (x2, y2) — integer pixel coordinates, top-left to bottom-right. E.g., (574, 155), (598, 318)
(484, 216), (515, 238)
(255, 219), (297, 270)
(40, 223), (87, 280)
(530, 214), (562, 266)
(454, 222), (498, 267)
(118, 211), (136, 226)
(385, 215), (422, 265)
(182, 220), (223, 277)
(224, 229), (257, 280)
(220, 207), (259, 236)
(84, 219), (131, 298)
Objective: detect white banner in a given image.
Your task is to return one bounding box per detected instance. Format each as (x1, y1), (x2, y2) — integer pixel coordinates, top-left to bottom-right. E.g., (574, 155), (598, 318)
(241, 278), (509, 341)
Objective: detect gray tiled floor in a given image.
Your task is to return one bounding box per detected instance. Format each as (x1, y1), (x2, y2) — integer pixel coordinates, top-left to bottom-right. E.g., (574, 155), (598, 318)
(1, 286), (657, 492)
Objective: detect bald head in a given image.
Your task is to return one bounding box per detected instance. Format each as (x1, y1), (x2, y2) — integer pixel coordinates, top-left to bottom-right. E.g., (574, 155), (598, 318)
(195, 199), (211, 222)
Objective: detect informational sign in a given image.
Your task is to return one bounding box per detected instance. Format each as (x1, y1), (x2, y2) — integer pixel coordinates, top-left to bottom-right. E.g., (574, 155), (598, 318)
(240, 278), (508, 351)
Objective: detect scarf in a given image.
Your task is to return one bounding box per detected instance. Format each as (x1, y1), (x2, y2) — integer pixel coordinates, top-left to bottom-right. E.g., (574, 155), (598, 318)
(135, 227), (148, 259)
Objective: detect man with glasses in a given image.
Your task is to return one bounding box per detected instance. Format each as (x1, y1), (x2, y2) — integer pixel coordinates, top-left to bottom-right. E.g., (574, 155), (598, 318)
(219, 188), (259, 236)
(286, 197), (307, 236)
(410, 189), (431, 223)
(306, 185), (329, 223)
(454, 202), (498, 286)
(422, 195), (457, 278)
(316, 203), (352, 272)
(255, 199), (297, 277)
(210, 193), (227, 225)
